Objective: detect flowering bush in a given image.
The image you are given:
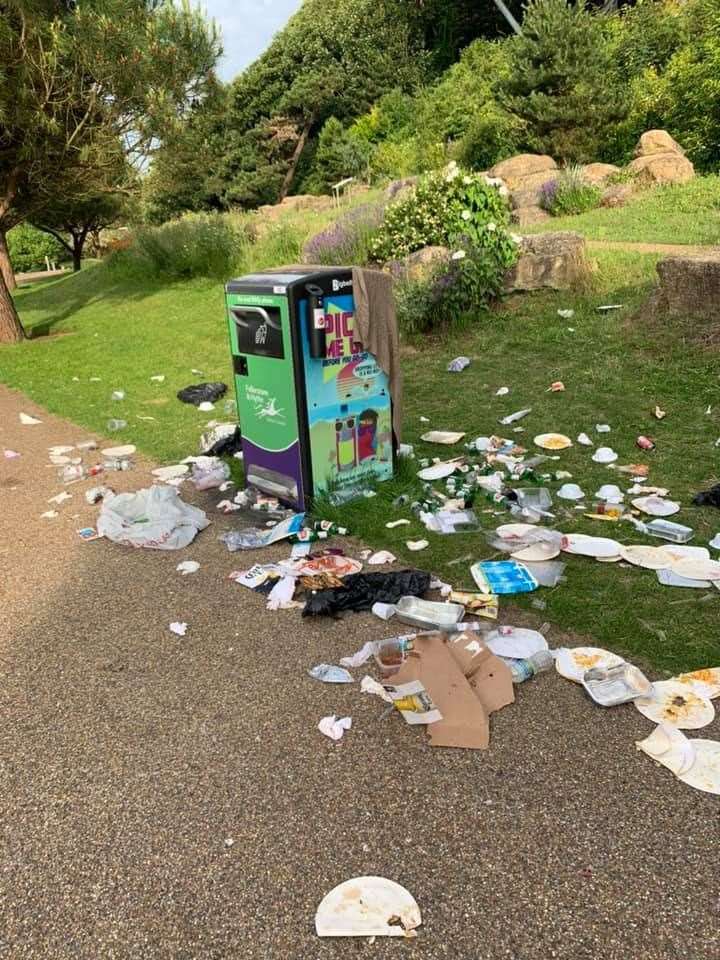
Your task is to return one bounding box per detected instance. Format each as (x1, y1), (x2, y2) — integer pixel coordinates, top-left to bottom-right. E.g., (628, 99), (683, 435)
(302, 203), (384, 266)
(540, 165), (602, 216)
(369, 162), (512, 262)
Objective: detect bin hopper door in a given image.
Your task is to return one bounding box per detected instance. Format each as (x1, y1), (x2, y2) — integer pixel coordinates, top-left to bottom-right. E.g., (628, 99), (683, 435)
(231, 305), (284, 359)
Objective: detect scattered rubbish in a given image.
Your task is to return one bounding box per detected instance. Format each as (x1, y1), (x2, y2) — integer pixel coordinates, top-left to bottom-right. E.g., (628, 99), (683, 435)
(522, 559), (566, 587)
(557, 309), (574, 319)
(40, 510), (58, 519)
(77, 527), (101, 541)
(671, 557), (720, 581)
(101, 444), (136, 460)
(646, 519), (693, 543)
(636, 435), (656, 451)
(500, 408), (532, 426)
(386, 631), (514, 749)
(220, 513), (304, 551)
(577, 433), (593, 446)
(106, 419), (127, 432)
(199, 423), (242, 457)
(636, 724), (720, 795)
(422, 510), (479, 534)
(150, 375), (165, 383)
(372, 602), (397, 621)
(416, 459), (462, 481)
(471, 560), (538, 595)
(503, 649), (554, 684)
(420, 430), (465, 444)
(597, 304), (623, 312)
(592, 446), (618, 464)
(485, 626), (548, 660)
(635, 680), (715, 729)
(693, 483), (720, 509)
(495, 386), (510, 396)
(406, 539), (429, 551)
(654, 405), (667, 420)
(198, 401), (215, 412)
(711, 533), (720, 550)
(368, 550), (396, 565)
(618, 544), (671, 569)
(169, 622), (188, 636)
(152, 464), (189, 482)
(191, 457), (231, 490)
(534, 433), (572, 451)
(303, 570), (431, 618)
(300, 556), (362, 578)
(3, 449), (20, 459)
(111, 390), (125, 401)
(447, 356), (470, 373)
(547, 381), (565, 392)
(386, 519), (410, 529)
(395, 597), (464, 631)
(582, 663), (652, 706)
(19, 413), (41, 425)
(398, 443), (414, 458)
(48, 491), (72, 505)
(176, 560), (200, 575)
(340, 641), (377, 668)
(318, 715), (352, 741)
(177, 382), (228, 406)
(89, 376), (101, 382)
(309, 664), (354, 684)
(657, 568), (713, 589)
(596, 484), (624, 503)
(419, 415), (430, 423)
(315, 877), (421, 938)
(449, 591), (499, 620)
(98, 487), (209, 550)
(555, 647), (625, 683)
(595, 424), (611, 433)
(706, 405), (713, 416)
(674, 668), (720, 700)
(557, 483), (585, 501)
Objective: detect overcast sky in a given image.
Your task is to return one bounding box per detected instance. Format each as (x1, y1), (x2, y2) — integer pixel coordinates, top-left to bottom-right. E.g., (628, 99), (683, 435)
(206, 0), (303, 82)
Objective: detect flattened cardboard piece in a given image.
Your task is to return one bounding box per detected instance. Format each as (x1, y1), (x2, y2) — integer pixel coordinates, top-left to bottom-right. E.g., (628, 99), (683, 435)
(389, 632), (513, 750)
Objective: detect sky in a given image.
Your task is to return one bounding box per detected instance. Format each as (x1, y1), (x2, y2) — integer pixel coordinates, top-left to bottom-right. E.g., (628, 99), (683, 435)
(205, 0), (303, 82)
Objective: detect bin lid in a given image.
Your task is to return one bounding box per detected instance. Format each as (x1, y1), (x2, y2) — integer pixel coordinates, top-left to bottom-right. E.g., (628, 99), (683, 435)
(225, 266), (350, 295)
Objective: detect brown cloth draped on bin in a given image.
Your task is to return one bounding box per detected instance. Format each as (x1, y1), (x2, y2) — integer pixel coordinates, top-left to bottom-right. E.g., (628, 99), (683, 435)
(352, 266), (403, 444)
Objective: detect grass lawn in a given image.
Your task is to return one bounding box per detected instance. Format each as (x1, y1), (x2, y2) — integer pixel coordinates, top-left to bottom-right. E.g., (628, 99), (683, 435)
(525, 175), (720, 246)
(3, 233), (720, 676)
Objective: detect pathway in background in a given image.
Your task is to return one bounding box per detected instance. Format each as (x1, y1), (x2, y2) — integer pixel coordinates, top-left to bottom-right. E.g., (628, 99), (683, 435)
(587, 239), (719, 256)
(0, 384), (717, 960)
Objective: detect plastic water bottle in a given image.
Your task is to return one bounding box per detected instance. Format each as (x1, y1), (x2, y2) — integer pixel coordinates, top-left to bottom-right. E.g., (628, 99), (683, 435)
(502, 649), (554, 684)
(106, 419), (127, 432)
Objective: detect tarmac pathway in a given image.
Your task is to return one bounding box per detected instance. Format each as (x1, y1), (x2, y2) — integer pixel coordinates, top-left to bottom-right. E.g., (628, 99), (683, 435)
(1, 384), (718, 960)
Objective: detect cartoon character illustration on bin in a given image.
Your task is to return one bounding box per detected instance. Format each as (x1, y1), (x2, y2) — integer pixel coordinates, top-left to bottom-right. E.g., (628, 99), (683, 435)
(357, 409), (378, 463)
(335, 414), (357, 472)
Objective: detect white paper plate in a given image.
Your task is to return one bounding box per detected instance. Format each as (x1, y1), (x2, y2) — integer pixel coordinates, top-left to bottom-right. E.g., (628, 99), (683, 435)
(619, 544), (674, 570)
(511, 541), (561, 562)
(670, 557), (720, 581)
(101, 444), (136, 458)
(555, 646), (625, 683)
(315, 877), (421, 938)
(562, 534), (621, 558)
(679, 740), (720, 795)
(534, 433), (572, 450)
(420, 430), (465, 445)
(635, 680), (715, 729)
(151, 463), (190, 480)
(631, 496), (680, 517)
(674, 668), (720, 701)
(496, 523), (538, 539)
(485, 628), (548, 660)
(48, 445), (74, 455)
(417, 461), (459, 481)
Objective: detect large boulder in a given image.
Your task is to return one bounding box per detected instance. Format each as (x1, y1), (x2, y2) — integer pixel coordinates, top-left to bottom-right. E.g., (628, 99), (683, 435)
(601, 183), (634, 208)
(652, 254), (720, 320)
(489, 154), (557, 191)
(385, 245), (451, 282)
(582, 163), (620, 185)
(512, 206), (552, 227)
(635, 130), (686, 158)
(628, 129), (695, 186)
(504, 232), (590, 293)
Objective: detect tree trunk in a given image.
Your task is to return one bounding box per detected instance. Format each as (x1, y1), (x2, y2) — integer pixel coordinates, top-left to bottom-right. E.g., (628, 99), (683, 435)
(0, 228), (17, 291)
(278, 118), (313, 201)
(0, 270), (24, 344)
(71, 229), (88, 272)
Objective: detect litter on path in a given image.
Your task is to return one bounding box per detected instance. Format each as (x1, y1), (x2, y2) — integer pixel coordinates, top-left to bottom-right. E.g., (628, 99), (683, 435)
(318, 715), (352, 741)
(19, 413), (41, 425)
(169, 622), (188, 636)
(176, 560), (200, 575)
(315, 877), (421, 938)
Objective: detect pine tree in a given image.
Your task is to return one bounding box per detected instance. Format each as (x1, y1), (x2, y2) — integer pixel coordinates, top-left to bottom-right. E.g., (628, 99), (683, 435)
(501, 0), (628, 162)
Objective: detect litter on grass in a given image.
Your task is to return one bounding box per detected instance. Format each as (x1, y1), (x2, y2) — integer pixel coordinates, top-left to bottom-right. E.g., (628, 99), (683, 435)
(447, 356), (470, 373)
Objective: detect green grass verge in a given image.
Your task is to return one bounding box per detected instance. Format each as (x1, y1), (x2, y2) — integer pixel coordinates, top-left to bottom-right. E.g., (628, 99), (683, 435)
(3, 239), (720, 674)
(525, 175), (720, 246)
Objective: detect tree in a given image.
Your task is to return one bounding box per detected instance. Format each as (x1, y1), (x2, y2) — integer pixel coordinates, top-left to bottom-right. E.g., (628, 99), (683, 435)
(0, 0), (221, 343)
(500, 0), (628, 162)
(309, 118), (371, 193)
(34, 190), (130, 271)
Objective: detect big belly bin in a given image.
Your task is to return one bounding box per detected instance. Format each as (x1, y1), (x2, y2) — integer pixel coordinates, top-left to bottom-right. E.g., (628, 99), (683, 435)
(225, 267), (395, 511)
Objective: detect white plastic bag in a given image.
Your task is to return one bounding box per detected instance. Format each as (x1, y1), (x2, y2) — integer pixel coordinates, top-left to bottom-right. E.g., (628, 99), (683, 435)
(97, 486), (209, 550)
(191, 456), (231, 491)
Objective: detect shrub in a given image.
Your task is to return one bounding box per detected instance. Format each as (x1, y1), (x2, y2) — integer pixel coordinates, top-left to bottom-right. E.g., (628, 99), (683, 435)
(302, 203), (385, 266)
(539, 166), (602, 216)
(307, 117), (371, 194)
(7, 223), (66, 273)
(369, 162), (512, 263)
(115, 212), (249, 280)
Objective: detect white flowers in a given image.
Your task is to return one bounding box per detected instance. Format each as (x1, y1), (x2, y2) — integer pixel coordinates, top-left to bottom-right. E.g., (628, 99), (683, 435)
(484, 176), (503, 188)
(444, 160), (460, 182)
(486, 222), (497, 232)
(462, 175), (473, 185)
(510, 233), (523, 245)
(461, 210), (472, 221)
(499, 185), (510, 198)
(451, 250), (466, 260)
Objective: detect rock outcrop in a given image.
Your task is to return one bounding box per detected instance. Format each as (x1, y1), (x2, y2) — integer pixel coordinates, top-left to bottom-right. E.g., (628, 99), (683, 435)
(385, 245), (451, 282)
(652, 254), (720, 321)
(504, 232), (590, 293)
(628, 129), (694, 186)
(582, 163), (620, 184)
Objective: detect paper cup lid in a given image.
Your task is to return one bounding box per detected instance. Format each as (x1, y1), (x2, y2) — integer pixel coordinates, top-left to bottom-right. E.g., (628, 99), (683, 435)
(558, 483), (584, 500)
(596, 484), (623, 501)
(592, 447), (618, 463)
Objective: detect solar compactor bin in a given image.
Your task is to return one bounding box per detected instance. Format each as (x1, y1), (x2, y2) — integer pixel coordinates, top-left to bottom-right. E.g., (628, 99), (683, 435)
(225, 267), (396, 511)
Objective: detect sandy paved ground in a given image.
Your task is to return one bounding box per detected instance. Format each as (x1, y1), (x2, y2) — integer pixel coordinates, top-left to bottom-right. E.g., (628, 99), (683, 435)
(1, 384), (718, 960)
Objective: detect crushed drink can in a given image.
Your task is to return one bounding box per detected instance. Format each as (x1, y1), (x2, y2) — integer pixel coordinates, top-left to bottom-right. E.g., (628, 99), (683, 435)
(636, 435), (655, 451)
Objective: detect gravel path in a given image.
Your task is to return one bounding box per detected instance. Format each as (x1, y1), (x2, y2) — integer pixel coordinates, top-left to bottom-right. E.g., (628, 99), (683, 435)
(1, 384), (718, 960)
(587, 239), (719, 257)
